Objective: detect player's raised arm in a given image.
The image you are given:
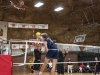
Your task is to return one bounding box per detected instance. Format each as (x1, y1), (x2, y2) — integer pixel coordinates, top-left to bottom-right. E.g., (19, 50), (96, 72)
(43, 41), (48, 52)
(41, 42), (48, 54)
(0, 36), (7, 41)
(66, 48), (69, 54)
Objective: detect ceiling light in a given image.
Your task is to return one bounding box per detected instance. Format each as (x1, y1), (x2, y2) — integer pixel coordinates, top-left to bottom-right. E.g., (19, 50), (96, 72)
(54, 7), (64, 11)
(34, 2), (44, 7)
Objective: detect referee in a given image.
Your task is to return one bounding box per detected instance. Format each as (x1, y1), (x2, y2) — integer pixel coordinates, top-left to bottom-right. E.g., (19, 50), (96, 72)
(57, 49), (68, 75)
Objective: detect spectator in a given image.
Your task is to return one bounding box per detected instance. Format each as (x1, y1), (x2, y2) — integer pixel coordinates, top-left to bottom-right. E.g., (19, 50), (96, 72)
(67, 58), (72, 73)
(94, 57), (100, 75)
(86, 63), (90, 70)
(79, 63), (84, 73)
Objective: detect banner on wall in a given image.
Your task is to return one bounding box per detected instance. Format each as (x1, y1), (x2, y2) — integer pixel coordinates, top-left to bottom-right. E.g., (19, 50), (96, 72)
(0, 21), (8, 43)
(38, 24), (48, 29)
(8, 22), (19, 28)
(3, 44), (8, 49)
(4, 44), (29, 49)
(12, 44), (20, 49)
(8, 22), (48, 29)
(18, 24), (29, 28)
(20, 44), (29, 49)
(29, 24), (39, 29)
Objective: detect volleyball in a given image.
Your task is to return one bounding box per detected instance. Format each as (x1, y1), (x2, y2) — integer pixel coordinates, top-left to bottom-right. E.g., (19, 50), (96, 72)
(36, 32), (41, 37)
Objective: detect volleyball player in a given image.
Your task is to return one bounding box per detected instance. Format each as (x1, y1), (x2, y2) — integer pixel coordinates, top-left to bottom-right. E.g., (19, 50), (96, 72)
(67, 58), (72, 73)
(33, 45), (42, 75)
(57, 49), (68, 75)
(38, 33), (59, 75)
(30, 65), (34, 75)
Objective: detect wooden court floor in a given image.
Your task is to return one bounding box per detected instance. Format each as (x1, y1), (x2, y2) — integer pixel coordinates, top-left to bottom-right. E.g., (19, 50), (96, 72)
(13, 72), (96, 75)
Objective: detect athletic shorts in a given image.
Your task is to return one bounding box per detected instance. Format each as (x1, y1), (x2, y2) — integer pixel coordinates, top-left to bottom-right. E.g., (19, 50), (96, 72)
(57, 64), (64, 74)
(33, 61), (40, 70)
(46, 49), (59, 59)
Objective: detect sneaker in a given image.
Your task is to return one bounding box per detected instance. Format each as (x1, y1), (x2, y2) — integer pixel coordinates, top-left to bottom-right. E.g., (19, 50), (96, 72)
(30, 73), (32, 75)
(38, 74), (42, 75)
(38, 72), (42, 75)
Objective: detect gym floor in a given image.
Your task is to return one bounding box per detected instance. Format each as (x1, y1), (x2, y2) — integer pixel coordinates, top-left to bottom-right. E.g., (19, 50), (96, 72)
(13, 72), (95, 75)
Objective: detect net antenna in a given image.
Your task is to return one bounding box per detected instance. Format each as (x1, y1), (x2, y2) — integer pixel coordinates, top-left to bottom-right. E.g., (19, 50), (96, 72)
(74, 34), (86, 43)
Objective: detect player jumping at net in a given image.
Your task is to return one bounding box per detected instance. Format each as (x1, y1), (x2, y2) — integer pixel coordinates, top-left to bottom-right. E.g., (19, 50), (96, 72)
(33, 45), (42, 75)
(37, 33), (59, 75)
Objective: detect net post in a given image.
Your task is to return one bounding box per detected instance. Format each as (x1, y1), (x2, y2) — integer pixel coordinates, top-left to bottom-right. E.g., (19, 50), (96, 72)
(8, 39), (12, 55)
(24, 41), (28, 65)
(0, 41), (3, 54)
(23, 41), (28, 71)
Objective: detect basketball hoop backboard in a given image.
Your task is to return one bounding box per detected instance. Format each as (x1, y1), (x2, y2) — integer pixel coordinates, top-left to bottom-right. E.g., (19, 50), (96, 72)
(10, 0), (28, 10)
(74, 34), (86, 43)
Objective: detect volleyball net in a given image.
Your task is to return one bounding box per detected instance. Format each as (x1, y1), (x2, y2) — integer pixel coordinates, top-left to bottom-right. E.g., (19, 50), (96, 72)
(1, 39), (100, 68)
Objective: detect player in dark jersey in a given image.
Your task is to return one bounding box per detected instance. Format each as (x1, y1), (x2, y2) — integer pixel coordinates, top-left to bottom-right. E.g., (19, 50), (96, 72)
(34, 46), (42, 75)
(38, 33), (59, 75)
(57, 49), (68, 75)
